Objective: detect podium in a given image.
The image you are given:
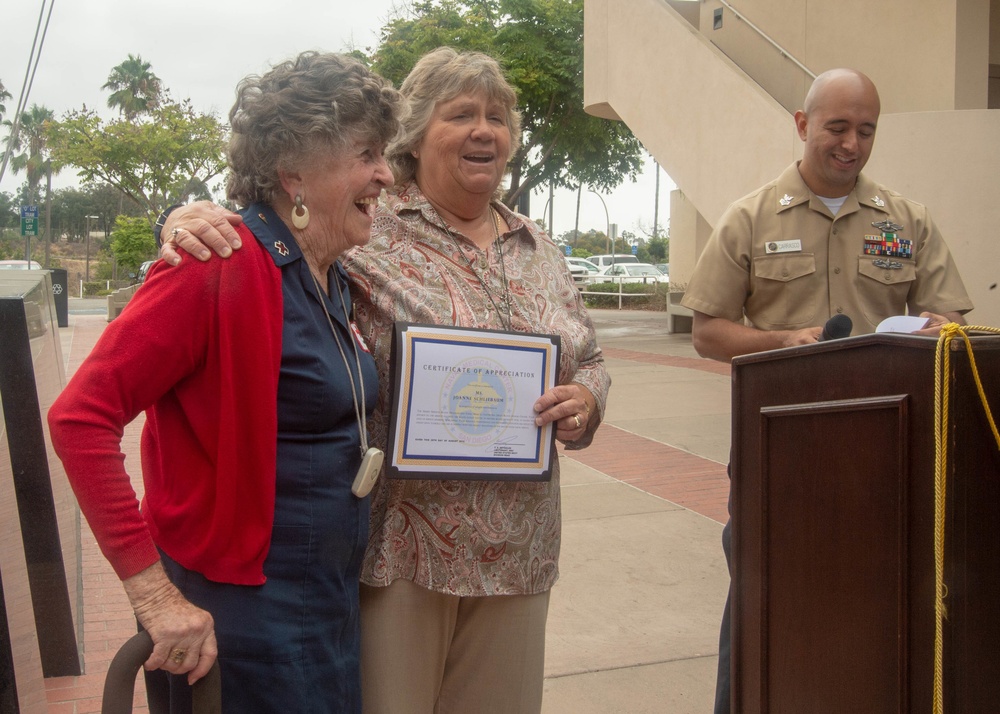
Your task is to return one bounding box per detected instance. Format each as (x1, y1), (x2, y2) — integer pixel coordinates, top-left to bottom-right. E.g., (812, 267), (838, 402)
(731, 333), (1000, 713)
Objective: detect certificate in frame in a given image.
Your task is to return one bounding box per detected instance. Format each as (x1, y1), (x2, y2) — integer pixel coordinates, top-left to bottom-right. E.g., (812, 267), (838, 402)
(386, 322), (561, 481)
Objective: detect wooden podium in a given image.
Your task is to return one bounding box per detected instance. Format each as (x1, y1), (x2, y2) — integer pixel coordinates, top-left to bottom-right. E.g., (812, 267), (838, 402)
(731, 333), (1000, 713)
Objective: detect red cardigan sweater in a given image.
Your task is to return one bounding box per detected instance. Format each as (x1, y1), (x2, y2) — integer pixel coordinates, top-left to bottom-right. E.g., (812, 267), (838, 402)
(48, 227), (283, 585)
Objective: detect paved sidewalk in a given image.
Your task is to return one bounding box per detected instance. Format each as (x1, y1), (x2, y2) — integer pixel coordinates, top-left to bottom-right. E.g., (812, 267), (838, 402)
(44, 307), (733, 713)
(542, 310), (731, 713)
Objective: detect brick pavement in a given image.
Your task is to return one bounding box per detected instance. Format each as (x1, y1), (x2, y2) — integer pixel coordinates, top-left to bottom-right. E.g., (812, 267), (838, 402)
(46, 316), (149, 713)
(560, 426), (730, 524)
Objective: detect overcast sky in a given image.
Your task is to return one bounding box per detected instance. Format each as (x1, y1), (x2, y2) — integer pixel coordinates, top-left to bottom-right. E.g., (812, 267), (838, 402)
(2, 0), (674, 242)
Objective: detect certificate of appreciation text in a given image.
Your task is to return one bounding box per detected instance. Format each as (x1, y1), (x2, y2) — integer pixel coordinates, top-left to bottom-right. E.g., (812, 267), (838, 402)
(386, 323), (561, 481)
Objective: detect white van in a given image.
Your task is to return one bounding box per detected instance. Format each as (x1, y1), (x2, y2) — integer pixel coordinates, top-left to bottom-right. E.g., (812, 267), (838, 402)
(589, 254), (639, 269)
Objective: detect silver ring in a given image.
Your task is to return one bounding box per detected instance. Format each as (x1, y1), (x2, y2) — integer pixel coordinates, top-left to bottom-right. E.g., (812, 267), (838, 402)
(572, 414), (582, 429)
(171, 227), (181, 239)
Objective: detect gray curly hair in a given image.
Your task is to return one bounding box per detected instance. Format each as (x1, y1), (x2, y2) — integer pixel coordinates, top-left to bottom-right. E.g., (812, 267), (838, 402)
(386, 47), (521, 187)
(227, 51), (405, 206)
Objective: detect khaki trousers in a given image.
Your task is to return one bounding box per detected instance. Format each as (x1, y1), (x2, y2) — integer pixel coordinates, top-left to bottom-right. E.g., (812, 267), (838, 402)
(360, 579), (550, 714)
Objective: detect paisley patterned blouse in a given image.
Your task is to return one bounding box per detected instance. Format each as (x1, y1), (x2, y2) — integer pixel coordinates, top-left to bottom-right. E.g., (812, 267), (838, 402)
(342, 181), (611, 596)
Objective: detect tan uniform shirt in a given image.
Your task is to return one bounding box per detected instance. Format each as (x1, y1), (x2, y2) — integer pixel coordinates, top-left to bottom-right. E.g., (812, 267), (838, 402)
(681, 163), (973, 334)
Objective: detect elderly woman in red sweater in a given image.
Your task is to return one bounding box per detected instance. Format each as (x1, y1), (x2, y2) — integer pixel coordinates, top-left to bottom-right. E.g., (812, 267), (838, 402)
(47, 52), (403, 713)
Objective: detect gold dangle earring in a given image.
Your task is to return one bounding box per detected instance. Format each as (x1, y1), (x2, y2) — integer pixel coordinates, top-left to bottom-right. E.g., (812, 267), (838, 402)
(292, 194), (310, 230)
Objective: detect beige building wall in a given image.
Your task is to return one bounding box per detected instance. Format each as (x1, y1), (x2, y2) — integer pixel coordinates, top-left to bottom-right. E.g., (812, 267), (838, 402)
(700, 0), (990, 112)
(586, 0), (1000, 328)
(668, 189), (714, 296)
(989, 0), (1000, 106)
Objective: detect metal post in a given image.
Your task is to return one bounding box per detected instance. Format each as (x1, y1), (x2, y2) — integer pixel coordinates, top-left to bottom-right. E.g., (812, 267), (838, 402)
(85, 216), (91, 282)
(84, 215), (99, 282)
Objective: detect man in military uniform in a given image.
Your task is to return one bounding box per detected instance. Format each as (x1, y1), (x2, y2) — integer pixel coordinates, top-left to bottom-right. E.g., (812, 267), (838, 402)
(680, 68), (973, 714)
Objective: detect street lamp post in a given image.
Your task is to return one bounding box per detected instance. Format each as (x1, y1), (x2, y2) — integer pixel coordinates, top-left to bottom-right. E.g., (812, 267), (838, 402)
(541, 194), (554, 235)
(85, 215), (99, 282)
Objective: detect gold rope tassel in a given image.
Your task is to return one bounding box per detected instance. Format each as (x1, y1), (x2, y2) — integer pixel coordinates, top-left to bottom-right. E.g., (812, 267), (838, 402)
(932, 324), (1000, 714)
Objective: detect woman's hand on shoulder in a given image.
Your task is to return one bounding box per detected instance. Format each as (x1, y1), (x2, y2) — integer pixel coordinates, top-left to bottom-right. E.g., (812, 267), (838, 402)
(122, 562), (218, 684)
(161, 201), (244, 266)
(534, 383), (596, 444)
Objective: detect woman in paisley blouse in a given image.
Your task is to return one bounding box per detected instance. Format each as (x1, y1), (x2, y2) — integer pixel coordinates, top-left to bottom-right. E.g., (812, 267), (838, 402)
(161, 46), (610, 714)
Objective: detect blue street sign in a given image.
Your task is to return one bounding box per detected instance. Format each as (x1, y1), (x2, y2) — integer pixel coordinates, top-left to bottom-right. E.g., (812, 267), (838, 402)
(565, 245), (571, 256)
(20, 205), (39, 219)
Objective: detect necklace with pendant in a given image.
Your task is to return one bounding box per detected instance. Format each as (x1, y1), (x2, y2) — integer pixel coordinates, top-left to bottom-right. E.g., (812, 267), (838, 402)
(308, 267), (383, 498)
(443, 205), (512, 330)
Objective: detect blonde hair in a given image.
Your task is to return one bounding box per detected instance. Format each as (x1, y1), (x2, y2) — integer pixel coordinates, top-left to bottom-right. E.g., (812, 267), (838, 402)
(386, 47), (521, 186)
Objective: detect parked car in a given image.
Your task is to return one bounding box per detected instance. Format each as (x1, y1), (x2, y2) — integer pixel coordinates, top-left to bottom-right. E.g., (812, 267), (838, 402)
(565, 256), (600, 288)
(654, 263), (669, 281)
(0, 260), (43, 270)
(597, 262), (669, 284)
(589, 254), (640, 270)
(564, 258), (590, 288)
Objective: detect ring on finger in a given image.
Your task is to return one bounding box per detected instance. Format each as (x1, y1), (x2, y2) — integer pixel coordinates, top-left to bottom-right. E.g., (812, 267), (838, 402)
(572, 413), (582, 429)
(169, 648), (186, 664)
(170, 227), (181, 240)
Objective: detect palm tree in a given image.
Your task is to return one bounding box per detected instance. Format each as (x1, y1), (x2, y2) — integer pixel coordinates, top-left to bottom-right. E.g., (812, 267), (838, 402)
(0, 79), (11, 124)
(4, 104), (60, 265)
(103, 54), (162, 120)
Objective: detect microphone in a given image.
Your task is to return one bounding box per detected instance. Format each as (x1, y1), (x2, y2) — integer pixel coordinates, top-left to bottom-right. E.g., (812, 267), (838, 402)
(818, 314), (853, 342)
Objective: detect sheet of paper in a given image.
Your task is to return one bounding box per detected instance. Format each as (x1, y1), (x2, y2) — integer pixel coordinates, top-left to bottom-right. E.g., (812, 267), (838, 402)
(875, 315), (930, 333)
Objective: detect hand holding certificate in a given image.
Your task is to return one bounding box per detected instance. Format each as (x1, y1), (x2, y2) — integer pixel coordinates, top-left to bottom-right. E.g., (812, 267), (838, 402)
(386, 323), (561, 481)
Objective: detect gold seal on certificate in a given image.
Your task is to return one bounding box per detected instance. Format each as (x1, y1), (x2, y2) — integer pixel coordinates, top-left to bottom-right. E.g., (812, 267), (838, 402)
(386, 322), (561, 481)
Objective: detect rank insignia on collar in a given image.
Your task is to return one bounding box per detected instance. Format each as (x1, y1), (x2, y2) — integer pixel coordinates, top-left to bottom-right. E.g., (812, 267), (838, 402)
(779, 194), (793, 206)
(872, 219), (903, 233)
(274, 240), (289, 256)
(871, 196), (885, 207)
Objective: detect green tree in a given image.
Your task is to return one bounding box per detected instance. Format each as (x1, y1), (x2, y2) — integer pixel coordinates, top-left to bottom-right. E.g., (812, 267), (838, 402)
(644, 235), (668, 263)
(562, 228), (609, 256)
(46, 185), (125, 244)
(3, 104), (57, 205)
(103, 54), (162, 120)
(370, 0), (643, 208)
(85, 181), (144, 236)
(46, 99), (228, 223)
(48, 186), (89, 241)
(3, 104), (62, 265)
(109, 215), (156, 276)
(0, 192), (16, 229)
(0, 79), (11, 124)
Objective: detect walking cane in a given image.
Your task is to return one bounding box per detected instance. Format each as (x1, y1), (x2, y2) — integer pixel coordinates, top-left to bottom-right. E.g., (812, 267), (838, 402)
(101, 631), (221, 714)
